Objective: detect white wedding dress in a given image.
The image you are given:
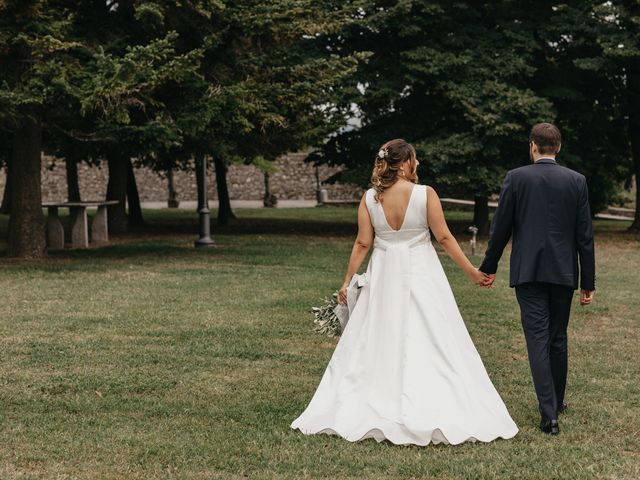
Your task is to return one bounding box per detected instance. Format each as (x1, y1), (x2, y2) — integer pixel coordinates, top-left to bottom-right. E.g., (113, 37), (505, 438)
(291, 184), (518, 445)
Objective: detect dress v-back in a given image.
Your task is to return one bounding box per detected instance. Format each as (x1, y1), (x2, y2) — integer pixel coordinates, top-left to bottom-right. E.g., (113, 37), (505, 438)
(291, 184), (518, 445)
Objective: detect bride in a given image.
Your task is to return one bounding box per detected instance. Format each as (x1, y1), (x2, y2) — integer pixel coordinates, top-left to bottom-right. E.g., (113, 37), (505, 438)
(291, 139), (518, 445)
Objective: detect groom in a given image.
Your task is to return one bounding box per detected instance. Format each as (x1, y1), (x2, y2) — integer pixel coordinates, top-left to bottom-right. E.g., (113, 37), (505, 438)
(479, 123), (595, 435)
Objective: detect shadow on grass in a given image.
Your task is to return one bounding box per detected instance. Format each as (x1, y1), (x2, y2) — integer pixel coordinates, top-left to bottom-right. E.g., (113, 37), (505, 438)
(126, 209), (480, 238)
(0, 210), (635, 262)
(131, 216), (359, 237)
(0, 213), (360, 262)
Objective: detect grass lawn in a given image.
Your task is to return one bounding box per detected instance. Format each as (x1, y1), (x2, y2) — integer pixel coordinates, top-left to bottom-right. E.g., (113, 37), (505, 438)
(0, 207), (638, 479)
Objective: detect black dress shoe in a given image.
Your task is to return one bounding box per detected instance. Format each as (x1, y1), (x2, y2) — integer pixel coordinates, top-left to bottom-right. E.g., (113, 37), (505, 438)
(557, 402), (568, 415)
(540, 419), (560, 435)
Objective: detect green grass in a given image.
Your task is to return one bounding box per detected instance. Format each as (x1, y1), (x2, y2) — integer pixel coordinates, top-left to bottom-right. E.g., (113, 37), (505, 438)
(0, 207), (638, 479)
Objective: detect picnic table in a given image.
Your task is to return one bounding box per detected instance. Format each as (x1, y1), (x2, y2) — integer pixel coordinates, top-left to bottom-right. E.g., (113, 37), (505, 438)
(43, 201), (120, 249)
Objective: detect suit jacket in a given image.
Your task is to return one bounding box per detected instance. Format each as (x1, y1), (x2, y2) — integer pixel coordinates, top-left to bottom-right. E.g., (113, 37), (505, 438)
(479, 158), (596, 291)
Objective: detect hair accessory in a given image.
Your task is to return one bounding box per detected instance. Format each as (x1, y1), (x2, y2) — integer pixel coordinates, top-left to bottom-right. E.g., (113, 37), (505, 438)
(377, 148), (389, 159)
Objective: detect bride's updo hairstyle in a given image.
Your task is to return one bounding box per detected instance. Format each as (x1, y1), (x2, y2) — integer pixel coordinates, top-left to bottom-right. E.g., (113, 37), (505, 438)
(371, 138), (419, 201)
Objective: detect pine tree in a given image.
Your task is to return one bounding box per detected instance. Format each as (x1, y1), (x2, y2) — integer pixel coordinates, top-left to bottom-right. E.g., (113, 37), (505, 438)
(318, 1), (637, 231)
(536, 1), (636, 225)
(140, 0), (362, 225)
(0, 1), (205, 254)
(0, 1), (79, 257)
(316, 1), (554, 233)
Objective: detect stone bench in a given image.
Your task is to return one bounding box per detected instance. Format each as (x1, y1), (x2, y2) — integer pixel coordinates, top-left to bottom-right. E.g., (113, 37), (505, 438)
(43, 201), (120, 249)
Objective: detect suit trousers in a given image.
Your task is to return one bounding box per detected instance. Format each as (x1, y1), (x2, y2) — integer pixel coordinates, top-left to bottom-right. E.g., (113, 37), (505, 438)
(515, 282), (574, 421)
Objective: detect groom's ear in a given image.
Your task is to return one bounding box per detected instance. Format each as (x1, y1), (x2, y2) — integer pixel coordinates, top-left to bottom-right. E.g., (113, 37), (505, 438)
(556, 143), (562, 154)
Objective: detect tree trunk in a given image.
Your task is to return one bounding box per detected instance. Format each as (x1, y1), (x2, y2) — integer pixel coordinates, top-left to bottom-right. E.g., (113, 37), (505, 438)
(106, 153), (129, 234)
(167, 168), (179, 208)
(263, 172), (277, 207)
(65, 157), (81, 202)
(126, 158), (144, 227)
(7, 115), (46, 258)
(1, 157), (12, 214)
(473, 195), (490, 235)
(214, 156), (235, 226)
(628, 67), (640, 232)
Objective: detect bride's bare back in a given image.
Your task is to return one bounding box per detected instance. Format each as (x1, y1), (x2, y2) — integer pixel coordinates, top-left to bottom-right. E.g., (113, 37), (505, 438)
(377, 180), (416, 231)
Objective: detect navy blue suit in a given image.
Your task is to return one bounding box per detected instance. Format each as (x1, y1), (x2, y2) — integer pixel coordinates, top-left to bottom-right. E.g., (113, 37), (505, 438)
(480, 158), (596, 421)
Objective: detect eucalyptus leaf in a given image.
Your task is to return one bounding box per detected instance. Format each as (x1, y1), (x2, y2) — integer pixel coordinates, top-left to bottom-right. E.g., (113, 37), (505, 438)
(310, 291), (342, 338)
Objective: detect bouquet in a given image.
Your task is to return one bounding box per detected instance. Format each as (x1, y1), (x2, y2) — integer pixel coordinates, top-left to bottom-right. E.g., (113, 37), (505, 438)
(311, 291), (342, 337)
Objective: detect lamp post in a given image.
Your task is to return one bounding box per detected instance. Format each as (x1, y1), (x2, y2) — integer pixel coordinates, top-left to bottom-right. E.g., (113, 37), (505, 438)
(194, 153), (215, 247)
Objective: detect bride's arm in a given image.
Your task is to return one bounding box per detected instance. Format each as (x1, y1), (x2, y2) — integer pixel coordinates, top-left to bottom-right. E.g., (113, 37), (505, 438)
(426, 186), (487, 285)
(338, 193), (374, 304)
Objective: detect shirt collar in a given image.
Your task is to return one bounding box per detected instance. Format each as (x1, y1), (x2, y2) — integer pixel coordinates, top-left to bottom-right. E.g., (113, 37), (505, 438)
(535, 157), (557, 164)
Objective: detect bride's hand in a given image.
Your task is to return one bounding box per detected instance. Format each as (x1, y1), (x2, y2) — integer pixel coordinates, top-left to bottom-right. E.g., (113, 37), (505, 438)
(338, 282), (349, 304)
(468, 268), (489, 286)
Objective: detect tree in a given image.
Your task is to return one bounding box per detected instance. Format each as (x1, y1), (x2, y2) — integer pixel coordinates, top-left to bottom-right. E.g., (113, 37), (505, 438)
(76, 20), (204, 232)
(537, 1), (634, 221)
(124, 0), (363, 226)
(0, 1), (80, 257)
(127, 159), (144, 226)
(0, 1), (206, 255)
(213, 157), (235, 224)
(105, 151), (129, 233)
(8, 116), (45, 257)
(65, 157), (81, 202)
(571, 0), (640, 231)
(318, 1), (553, 233)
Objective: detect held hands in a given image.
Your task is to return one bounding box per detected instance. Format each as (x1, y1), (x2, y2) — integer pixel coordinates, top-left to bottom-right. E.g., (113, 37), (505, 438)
(580, 289), (595, 306)
(480, 272), (496, 288)
(468, 268), (495, 288)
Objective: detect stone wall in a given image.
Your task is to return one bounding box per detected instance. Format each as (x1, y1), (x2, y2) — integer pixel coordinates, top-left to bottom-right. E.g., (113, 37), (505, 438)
(0, 152), (363, 204)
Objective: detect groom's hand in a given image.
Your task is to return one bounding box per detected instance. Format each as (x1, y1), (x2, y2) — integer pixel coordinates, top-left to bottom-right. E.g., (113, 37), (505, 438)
(580, 289), (594, 306)
(479, 272), (496, 288)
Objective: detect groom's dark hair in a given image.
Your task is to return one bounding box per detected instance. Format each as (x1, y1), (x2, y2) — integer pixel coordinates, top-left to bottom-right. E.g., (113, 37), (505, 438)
(530, 123), (561, 155)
